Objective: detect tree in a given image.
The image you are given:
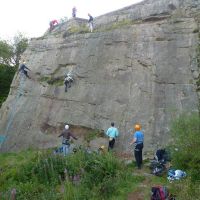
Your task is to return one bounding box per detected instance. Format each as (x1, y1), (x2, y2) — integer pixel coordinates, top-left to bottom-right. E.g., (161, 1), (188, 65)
(12, 33), (28, 66)
(0, 33), (28, 67)
(0, 40), (13, 65)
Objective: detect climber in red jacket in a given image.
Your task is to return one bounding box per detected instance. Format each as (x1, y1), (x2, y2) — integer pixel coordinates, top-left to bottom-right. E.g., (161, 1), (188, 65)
(49, 20), (58, 32)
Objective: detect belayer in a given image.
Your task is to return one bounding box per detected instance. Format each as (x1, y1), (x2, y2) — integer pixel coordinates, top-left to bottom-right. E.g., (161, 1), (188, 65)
(58, 124), (78, 156)
(130, 124), (144, 169)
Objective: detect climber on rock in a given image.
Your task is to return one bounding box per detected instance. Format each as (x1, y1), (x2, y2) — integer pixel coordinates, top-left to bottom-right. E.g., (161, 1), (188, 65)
(64, 72), (74, 92)
(49, 20), (58, 32)
(18, 61), (31, 78)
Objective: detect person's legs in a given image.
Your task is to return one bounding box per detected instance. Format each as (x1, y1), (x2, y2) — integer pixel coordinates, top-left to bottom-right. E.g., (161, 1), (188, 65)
(138, 144), (143, 167)
(68, 80), (71, 88)
(108, 138), (115, 151)
(63, 144), (70, 156)
(134, 149), (140, 169)
(64, 81), (68, 92)
(24, 70), (30, 78)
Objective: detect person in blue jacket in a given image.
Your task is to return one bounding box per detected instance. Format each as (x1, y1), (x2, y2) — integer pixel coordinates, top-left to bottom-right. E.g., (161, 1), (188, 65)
(130, 124), (144, 169)
(106, 122), (119, 151)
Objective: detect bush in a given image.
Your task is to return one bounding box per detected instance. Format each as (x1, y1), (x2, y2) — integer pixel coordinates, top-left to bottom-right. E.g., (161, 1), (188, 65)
(170, 113), (200, 182)
(170, 113), (200, 199)
(0, 64), (16, 107)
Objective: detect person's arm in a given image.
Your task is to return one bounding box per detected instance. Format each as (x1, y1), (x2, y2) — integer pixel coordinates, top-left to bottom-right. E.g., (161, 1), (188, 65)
(70, 132), (77, 140)
(24, 65), (31, 71)
(106, 129), (110, 137)
(58, 133), (63, 137)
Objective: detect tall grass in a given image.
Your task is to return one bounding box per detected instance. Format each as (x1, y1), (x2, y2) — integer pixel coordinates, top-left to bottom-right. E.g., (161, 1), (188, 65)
(0, 149), (143, 200)
(169, 113), (200, 199)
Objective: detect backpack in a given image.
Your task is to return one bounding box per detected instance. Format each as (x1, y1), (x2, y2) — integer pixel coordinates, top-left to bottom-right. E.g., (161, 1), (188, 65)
(151, 186), (169, 200)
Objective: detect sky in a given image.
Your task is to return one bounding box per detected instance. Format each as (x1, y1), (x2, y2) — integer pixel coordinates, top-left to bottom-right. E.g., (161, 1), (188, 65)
(0, 0), (143, 40)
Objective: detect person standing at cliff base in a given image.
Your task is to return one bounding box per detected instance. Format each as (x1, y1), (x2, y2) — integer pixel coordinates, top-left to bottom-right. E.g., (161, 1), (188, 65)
(58, 124), (77, 156)
(105, 122), (119, 151)
(88, 13), (94, 32)
(130, 124), (144, 169)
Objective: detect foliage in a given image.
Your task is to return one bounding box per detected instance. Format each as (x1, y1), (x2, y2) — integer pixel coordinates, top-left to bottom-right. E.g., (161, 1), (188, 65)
(0, 149), (143, 200)
(84, 129), (104, 144)
(169, 113), (200, 199)
(0, 64), (16, 107)
(0, 33), (28, 66)
(0, 40), (13, 65)
(12, 33), (28, 66)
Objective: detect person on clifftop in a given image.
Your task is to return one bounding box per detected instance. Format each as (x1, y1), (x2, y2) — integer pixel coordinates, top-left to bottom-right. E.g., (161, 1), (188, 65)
(105, 122), (119, 151)
(130, 124), (144, 169)
(18, 61), (31, 78)
(49, 20), (58, 32)
(58, 124), (78, 156)
(88, 13), (94, 32)
(72, 7), (77, 18)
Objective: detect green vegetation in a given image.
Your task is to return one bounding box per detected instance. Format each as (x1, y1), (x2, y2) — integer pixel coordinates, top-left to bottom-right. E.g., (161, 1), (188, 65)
(0, 114), (200, 199)
(0, 64), (16, 107)
(169, 113), (200, 199)
(92, 19), (137, 33)
(39, 76), (64, 86)
(0, 33), (28, 66)
(84, 129), (104, 144)
(0, 150), (143, 200)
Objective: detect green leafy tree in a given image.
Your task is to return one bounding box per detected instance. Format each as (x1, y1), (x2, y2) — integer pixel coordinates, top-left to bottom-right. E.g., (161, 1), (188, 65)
(12, 33), (28, 66)
(170, 113), (200, 182)
(0, 40), (13, 65)
(0, 64), (16, 107)
(0, 33), (28, 66)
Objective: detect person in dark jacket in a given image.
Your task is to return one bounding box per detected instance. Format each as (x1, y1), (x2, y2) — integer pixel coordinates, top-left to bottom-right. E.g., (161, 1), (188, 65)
(58, 124), (77, 155)
(72, 7), (77, 18)
(19, 61), (31, 78)
(88, 13), (94, 32)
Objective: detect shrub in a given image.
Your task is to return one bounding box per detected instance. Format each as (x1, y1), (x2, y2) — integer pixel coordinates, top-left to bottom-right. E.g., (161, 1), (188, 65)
(170, 113), (200, 181)
(0, 64), (16, 107)
(170, 113), (200, 198)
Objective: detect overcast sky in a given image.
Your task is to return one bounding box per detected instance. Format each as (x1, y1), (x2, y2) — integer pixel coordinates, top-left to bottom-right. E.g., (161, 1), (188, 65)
(0, 0), (143, 40)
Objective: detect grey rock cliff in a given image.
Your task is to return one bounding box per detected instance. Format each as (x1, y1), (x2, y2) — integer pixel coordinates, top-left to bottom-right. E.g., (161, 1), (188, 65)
(0, 0), (199, 152)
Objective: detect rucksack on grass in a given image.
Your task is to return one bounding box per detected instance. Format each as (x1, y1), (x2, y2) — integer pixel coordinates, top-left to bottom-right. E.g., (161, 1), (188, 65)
(151, 186), (169, 200)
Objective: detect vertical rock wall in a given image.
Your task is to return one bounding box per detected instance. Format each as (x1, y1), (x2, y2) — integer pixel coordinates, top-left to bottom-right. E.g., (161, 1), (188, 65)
(0, 0), (199, 152)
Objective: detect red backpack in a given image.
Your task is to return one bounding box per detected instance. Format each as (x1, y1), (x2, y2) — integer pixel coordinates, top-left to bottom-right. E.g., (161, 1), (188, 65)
(151, 186), (168, 200)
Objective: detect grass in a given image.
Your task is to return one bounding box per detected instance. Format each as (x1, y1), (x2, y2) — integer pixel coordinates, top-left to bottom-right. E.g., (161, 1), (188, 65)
(0, 149), (144, 200)
(39, 76), (64, 86)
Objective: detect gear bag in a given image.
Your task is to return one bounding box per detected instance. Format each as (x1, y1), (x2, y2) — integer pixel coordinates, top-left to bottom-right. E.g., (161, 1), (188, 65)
(151, 186), (169, 200)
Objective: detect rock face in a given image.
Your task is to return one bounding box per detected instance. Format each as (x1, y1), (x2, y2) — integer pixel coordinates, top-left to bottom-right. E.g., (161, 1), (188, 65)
(0, 0), (199, 152)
